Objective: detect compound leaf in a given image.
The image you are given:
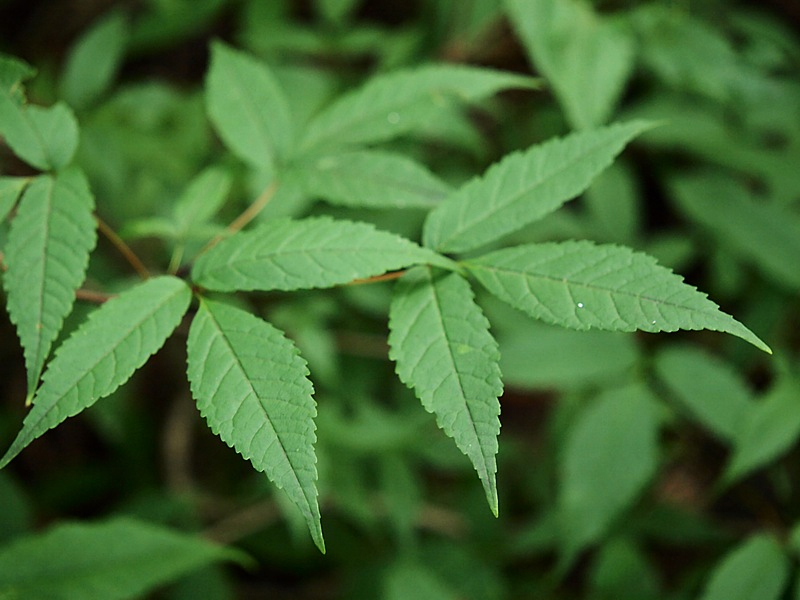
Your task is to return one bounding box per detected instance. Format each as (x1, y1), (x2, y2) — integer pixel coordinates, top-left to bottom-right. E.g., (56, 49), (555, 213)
(423, 121), (650, 253)
(0, 176), (29, 222)
(699, 535), (789, 600)
(558, 385), (660, 560)
(388, 267), (502, 514)
(59, 10), (128, 110)
(294, 149), (452, 209)
(186, 298), (323, 551)
(3, 169), (97, 394)
(192, 217), (453, 292)
(0, 276), (191, 469)
(465, 241), (770, 352)
(0, 517), (241, 600)
(205, 41), (293, 169)
(298, 64), (538, 152)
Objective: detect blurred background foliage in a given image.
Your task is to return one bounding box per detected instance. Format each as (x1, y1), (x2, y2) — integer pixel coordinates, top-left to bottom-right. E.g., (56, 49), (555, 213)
(1, 0), (799, 598)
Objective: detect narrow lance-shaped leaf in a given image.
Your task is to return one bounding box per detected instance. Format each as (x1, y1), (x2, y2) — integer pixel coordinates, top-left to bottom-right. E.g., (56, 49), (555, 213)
(293, 149), (453, 209)
(423, 120), (651, 254)
(298, 64), (539, 152)
(205, 41), (293, 169)
(465, 241), (770, 352)
(0, 276), (191, 469)
(186, 299), (324, 552)
(388, 267), (503, 514)
(0, 517), (243, 600)
(192, 216), (455, 292)
(0, 59), (79, 170)
(3, 169), (97, 395)
(0, 176), (30, 222)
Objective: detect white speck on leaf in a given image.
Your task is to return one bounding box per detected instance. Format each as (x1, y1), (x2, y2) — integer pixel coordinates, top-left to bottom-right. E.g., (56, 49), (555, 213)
(577, 302), (584, 309)
(387, 112), (400, 124)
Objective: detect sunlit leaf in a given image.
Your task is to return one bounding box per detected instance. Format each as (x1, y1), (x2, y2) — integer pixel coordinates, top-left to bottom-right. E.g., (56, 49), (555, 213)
(465, 241), (770, 352)
(423, 121), (650, 253)
(389, 267), (502, 514)
(186, 298), (324, 551)
(0, 276), (191, 468)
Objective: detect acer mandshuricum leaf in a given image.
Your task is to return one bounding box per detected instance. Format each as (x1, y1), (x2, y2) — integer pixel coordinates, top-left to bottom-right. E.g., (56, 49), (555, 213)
(423, 121), (652, 253)
(0, 276), (191, 469)
(192, 216), (454, 292)
(298, 64), (539, 152)
(464, 241), (770, 352)
(388, 267), (503, 514)
(3, 168), (97, 395)
(186, 298), (324, 552)
(205, 41), (293, 169)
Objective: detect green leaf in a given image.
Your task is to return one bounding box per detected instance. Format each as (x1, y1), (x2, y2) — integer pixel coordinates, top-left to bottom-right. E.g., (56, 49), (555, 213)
(298, 64), (538, 152)
(388, 267), (502, 514)
(0, 97), (80, 170)
(423, 120), (650, 253)
(186, 298), (323, 551)
(59, 10), (128, 109)
(3, 169), (97, 394)
(724, 377), (800, 484)
(505, 0), (635, 129)
(670, 173), (800, 290)
(384, 562), (459, 600)
(293, 149), (452, 209)
(654, 345), (754, 442)
(558, 385), (660, 559)
(205, 41), (293, 169)
(0, 54), (35, 93)
(699, 535), (789, 600)
(0, 176), (29, 222)
(0, 276), (191, 469)
(172, 165), (232, 235)
(192, 217), (453, 292)
(0, 517), (241, 600)
(465, 241), (770, 352)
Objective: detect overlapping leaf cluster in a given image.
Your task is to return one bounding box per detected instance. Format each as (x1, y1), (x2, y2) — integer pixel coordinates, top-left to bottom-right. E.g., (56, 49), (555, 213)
(0, 35), (769, 560)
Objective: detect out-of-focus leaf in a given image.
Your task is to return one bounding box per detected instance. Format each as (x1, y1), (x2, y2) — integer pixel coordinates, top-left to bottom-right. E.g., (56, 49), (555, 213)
(59, 10), (128, 109)
(724, 377), (800, 484)
(699, 535), (789, 600)
(584, 162), (640, 244)
(670, 173), (800, 290)
(590, 538), (661, 600)
(505, 0), (635, 129)
(558, 385), (660, 559)
(654, 345), (754, 442)
(384, 562), (458, 600)
(0, 518), (242, 600)
(205, 42), (293, 169)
